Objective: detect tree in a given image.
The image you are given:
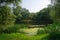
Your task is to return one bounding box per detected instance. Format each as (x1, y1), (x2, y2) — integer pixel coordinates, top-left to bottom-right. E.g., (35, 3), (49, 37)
(13, 6), (22, 24)
(21, 8), (29, 20)
(0, 0), (21, 6)
(13, 6), (21, 16)
(0, 6), (16, 31)
(33, 8), (53, 25)
(51, 0), (60, 22)
(29, 13), (37, 20)
(13, 8), (30, 24)
(0, 0), (21, 31)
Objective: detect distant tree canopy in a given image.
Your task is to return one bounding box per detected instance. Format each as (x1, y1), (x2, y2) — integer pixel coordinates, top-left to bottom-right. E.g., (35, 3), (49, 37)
(32, 8), (53, 25)
(29, 13), (37, 20)
(13, 8), (30, 24)
(21, 8), (30, 20)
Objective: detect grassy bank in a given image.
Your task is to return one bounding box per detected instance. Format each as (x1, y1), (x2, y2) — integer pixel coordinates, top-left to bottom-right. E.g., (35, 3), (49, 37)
(0, 33), (48, 40)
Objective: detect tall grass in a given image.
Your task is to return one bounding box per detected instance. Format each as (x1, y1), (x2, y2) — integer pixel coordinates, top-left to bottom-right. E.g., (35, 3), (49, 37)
(1, 24), (29, 33)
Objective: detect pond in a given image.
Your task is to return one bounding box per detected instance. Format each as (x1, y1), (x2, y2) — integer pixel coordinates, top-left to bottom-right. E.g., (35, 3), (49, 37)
(19, 28), (44, 35)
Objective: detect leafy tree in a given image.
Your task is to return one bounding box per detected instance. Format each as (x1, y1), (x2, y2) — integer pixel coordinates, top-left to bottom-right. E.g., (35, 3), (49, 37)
(0, 6), (16, 31)
(13, 6), (21, 17)
(0, 0), (21, 31)
(49, 6), (56, 22)
(33, 8), (53, 25)
(29, 13), (37, 20)
(21, 8), (29, 20)
(51, 0), (60, 22)
(0, 0), (21, 6)
(13, 6), (22, 24)
(13, 8), (30, 24)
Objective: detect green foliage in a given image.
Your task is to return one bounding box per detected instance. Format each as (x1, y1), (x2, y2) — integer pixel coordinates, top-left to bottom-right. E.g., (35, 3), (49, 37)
(13, 6), (21, 17)
(29, 13), (37, 20)
(0, 0), (21, 6)
(37, 28), (46, 35)
(2, 25), (20, 33)
(13, 6), (22, 23)
(13, 8), (30, 24)
(0, 6), (16, 31)
(51, 0), (60, 21)
(41, 23), (60, 40)
(49, 8), (55, 19)
(33, 8), (53, 25)
(0, 33), (48, 40)
(0, 0), (21, 32)
(21, 8), (29, 20)
(1, 24), (29, 33)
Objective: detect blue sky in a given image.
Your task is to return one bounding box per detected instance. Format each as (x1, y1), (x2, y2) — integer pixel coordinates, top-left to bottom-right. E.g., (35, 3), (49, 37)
(21, 0), (51, 13)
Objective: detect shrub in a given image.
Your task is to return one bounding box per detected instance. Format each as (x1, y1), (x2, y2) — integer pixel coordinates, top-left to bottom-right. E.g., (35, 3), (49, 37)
(37, 28), (46, 35)
(41, 23), (60, 40)
(0, 24), (29, 33)
(1, 25), (20, 33)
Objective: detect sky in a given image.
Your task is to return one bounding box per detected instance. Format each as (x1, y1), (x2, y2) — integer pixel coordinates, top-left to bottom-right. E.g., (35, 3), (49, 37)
(21, 0), (51, 13)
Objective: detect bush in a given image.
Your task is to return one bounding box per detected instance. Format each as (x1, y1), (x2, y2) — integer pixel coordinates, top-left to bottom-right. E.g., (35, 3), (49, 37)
(41, 23), (60, 40)
(37, 28), (46, 35)
(1, 26), (20, 33)
(0, 24), (29, 33)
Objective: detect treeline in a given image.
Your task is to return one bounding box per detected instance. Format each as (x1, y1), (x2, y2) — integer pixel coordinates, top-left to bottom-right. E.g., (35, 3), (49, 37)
(14, 7), (53, 25)
(0, 0), (53, 31)
(0, 0), (60, 33)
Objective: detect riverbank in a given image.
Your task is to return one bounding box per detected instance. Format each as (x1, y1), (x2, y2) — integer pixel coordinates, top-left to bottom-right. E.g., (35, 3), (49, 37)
(0, 33), (48, 40)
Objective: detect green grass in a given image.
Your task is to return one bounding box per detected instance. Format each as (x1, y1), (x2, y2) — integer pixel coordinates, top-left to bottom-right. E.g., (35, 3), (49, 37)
(0, 33), (48, 40)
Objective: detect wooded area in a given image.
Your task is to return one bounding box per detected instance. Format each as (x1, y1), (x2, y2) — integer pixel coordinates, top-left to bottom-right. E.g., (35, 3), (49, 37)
(0, 0), (60, 40)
